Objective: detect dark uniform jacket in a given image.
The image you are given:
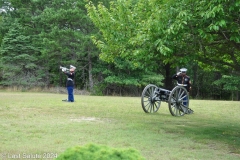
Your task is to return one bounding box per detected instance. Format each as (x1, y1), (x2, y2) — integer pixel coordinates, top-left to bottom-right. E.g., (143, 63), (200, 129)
(65, 72), (75, 87)
(172, 74), (191, 92)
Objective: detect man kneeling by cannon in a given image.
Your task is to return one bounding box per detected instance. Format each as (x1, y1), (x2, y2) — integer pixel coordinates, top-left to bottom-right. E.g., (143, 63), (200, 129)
(141, 68), (193, 116)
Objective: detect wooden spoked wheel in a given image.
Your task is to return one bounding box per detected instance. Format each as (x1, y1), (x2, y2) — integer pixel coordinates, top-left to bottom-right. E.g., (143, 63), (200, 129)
(168, 86), (189, 116)
(141, 84), (161, 113)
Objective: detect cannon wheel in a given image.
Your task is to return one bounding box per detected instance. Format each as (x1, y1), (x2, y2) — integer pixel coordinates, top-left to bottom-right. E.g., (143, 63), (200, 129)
(141, 84), (161, 113)
(168, 86), (189, 116)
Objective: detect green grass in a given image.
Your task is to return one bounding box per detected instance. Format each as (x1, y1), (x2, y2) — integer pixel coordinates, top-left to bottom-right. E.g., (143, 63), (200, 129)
(0, 92), (239, 160)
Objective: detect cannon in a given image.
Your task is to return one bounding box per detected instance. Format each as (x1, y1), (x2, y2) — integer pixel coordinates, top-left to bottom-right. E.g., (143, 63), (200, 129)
(141, 84), (193, 116)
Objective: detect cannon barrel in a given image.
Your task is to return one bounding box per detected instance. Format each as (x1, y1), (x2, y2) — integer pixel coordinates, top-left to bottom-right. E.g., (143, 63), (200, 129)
(154, 88), (171, 101)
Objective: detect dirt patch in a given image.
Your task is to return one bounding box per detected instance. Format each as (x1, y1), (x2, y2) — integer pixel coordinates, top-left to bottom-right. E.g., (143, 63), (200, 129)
(70, 117), (110, 123)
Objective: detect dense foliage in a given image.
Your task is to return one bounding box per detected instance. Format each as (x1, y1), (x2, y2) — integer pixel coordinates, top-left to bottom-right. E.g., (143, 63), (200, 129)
(0, 0), (239, 100)
(56, 143), (145, 160)
(86, 0), (240, 99)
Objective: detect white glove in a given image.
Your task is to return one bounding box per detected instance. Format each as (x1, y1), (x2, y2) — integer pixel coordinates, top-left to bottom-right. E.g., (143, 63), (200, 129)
(62, 68), (66, 72)
(177, 72), (181, 75)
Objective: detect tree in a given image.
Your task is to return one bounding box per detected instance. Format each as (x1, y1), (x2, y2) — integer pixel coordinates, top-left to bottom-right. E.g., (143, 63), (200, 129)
(214, 75), (240, 100)
(0, 22), (44, 87)
(0, 0), (52, 87)
(87, 0), (240, 71)
(0, 0), (106, 91)
(35, 0), (109, 91)
(86, 0), (165, 90)
(155, 0), (240, 73)
(87, 0), (240, 97)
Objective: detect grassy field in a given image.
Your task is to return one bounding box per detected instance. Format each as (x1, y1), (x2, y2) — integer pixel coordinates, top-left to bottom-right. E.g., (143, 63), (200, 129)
(0, 91), (239, 160)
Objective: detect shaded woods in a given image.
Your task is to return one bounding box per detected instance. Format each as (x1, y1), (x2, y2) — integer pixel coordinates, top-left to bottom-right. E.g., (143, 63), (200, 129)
(0, 0), (239, 100)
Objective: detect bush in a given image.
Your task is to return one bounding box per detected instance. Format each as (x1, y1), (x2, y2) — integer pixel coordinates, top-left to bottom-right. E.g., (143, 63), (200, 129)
(56, 143), (145, 160)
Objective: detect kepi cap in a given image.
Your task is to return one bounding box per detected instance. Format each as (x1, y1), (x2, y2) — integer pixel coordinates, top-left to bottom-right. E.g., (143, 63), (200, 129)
(180, 68), (187, 72)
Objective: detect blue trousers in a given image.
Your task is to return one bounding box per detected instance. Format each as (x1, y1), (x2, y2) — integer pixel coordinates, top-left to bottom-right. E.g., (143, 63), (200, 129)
(67, 86), (74, 102)
(183, 94), (188, 106)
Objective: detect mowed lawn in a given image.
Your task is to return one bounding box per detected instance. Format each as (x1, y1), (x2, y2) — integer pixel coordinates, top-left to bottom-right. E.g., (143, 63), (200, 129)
(0, 92), (239, 160)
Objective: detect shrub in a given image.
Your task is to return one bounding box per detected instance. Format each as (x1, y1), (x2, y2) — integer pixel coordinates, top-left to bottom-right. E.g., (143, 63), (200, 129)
(56, 143), (145, 160)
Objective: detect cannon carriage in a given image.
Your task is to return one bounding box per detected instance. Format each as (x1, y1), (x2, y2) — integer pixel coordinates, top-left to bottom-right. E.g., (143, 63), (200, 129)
(141, 84), (193, 116)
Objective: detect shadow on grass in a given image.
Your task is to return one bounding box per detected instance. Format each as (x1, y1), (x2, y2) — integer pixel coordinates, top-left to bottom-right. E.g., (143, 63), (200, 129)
(185, 123), (240, 154)
(156, 116), (240, 154)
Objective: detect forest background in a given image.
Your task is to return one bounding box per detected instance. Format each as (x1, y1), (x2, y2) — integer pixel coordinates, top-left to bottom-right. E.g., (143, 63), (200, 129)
(0, 0), (239, 100)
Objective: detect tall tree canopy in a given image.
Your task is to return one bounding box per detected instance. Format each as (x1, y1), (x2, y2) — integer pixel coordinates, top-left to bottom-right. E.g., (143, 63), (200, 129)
(86, 0), (240, 98)
(87, 0), (240, 71)
(0, 0), (102, 90)
(86, 0), (240, 73)
(0, 0), (239, 99)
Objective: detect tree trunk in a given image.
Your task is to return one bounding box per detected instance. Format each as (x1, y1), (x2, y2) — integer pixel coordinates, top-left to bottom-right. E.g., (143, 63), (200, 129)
(59, 70), (63, 87)
(237, 91), (239, 101)
(88, 52), (93, 92)
(164, 63), (172, 90)
(192, 64), (198, 98)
